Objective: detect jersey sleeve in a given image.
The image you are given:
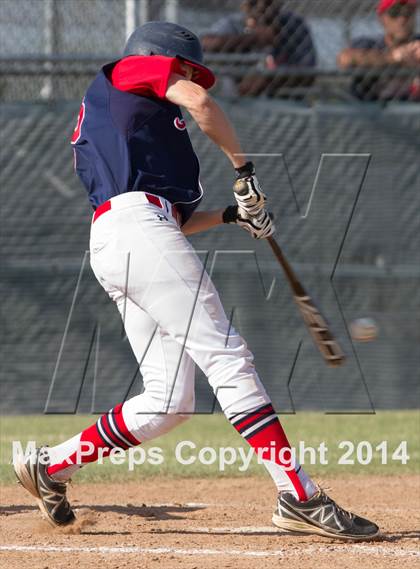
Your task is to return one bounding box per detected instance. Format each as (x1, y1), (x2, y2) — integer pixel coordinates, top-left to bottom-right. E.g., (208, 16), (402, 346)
(110, 55), (184, 99)
(273, 14), (316, 66)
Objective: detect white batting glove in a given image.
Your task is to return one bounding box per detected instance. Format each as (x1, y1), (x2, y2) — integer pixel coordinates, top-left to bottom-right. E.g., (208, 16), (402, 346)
(223, 205), (275, 239)
(233, 161), (267, 216)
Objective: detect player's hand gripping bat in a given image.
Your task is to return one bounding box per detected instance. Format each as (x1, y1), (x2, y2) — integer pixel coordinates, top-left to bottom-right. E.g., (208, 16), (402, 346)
(266, 235), (345, 367)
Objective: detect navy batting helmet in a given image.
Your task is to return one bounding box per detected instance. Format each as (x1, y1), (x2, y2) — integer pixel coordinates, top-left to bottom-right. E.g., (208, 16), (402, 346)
(124, 21), (215, 89)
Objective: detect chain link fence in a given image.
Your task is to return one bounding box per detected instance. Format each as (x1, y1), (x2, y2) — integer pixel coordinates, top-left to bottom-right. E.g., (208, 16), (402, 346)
(1, 0), (419, 101)
(1, 100), (419, 413)
(1, 1), (419, 413)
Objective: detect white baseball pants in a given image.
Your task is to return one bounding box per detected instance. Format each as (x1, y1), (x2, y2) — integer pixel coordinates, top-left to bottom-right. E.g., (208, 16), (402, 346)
(47, 191), (316, 499)
(89, 191), (270, 442)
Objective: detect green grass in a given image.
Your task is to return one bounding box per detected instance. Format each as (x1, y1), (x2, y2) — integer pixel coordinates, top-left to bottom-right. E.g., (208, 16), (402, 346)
(1, 411), (418, 484)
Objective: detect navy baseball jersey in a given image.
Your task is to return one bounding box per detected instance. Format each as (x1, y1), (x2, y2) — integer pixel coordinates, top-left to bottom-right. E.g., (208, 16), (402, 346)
(71, 57), (203, 224)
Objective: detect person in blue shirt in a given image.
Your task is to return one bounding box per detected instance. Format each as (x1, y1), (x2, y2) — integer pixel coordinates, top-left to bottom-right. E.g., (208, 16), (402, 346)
(201, 0), (316, 96)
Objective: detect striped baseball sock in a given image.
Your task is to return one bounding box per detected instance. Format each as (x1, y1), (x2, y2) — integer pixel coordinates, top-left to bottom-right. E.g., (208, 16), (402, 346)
(229, 403), (317, 501)
(46, 403), (140, 481)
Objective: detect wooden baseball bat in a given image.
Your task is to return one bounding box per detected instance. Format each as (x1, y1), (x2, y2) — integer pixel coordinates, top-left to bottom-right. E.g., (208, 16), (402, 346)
(232, 177), (345, 366)
(267, 235), (346, 367)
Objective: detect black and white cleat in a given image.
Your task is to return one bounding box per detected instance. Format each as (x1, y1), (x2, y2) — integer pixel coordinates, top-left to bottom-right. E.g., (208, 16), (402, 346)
(13, 446), (75, 527)
(272, 489), (379, 541)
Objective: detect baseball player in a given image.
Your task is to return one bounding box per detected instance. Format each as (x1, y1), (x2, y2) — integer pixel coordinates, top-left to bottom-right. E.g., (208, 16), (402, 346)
(14, 22), (378, 540)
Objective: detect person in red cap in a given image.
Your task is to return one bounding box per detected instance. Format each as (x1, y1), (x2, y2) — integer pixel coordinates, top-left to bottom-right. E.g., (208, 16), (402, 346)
(337, 0), (420, 101)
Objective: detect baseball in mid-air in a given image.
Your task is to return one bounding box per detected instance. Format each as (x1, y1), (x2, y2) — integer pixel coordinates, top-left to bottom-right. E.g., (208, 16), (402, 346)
(349, 318), (378, 342)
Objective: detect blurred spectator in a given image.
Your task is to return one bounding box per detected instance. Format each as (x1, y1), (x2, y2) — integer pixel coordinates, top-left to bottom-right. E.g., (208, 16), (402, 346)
(201, 0), (316, 97)
(338, 0), (420, 101)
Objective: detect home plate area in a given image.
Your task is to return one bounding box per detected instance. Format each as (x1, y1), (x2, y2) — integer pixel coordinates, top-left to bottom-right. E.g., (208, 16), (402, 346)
(1, 477), (419, 569)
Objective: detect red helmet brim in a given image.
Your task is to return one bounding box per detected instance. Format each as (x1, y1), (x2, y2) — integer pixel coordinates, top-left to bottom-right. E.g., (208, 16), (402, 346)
(178, 58), (216, 90)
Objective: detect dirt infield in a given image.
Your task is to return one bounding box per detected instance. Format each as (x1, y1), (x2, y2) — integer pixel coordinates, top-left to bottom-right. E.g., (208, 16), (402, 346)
(1, 475), (419, 569)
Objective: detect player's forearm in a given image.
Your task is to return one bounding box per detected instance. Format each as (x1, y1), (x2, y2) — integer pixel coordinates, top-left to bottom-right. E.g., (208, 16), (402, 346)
(189, 96), (246, 168)
(337, 48), (396, 68)
(166, 76), (246, 169)
(181, 210), (224, 235)
(201, 34), (250, 52)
